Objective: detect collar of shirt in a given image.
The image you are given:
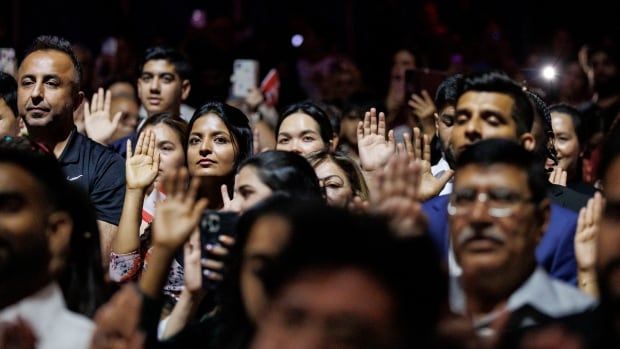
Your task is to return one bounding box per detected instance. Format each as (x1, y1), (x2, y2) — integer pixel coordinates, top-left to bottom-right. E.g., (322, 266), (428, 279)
(57, 128), (80, 165)
(0, 283), (67, 336)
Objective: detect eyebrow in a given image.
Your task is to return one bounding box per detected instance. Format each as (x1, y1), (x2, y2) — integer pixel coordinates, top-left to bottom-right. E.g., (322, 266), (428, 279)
(321, 175), (344, 183)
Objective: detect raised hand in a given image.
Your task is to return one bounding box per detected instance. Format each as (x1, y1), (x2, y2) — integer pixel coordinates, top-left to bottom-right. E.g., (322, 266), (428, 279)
(84, 88), (123, 145)
(125, 130), (160, 190)
(408, 90), (437, 138)
(90, 285), (144, 349)
(576, 192), (604, 272)
(221, 180), (242, 212)
(357, 108), (396, 172)
(372, 153), (428, 237)
(183, 231), (203, 295)
(152, 169), (208, 252)
(548, 166), (567, 186)
(401, 127), (453, 201)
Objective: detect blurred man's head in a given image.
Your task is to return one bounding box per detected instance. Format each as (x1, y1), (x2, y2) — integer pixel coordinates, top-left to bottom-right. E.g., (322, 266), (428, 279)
(253, 205), (445, 349)
(449, 139), (549, 297)
(584, 44), (620, 98)
(137, 46), (191, 117)
(0, 72), (19, 137)
(0, 137), (73, 305)
(434, 74), (463, 163)
(452, 72), (535, 158)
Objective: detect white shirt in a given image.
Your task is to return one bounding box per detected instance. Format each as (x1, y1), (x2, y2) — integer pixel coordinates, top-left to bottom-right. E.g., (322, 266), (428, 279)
(431, 156), (453, 196)
(0, 283), (94, 349)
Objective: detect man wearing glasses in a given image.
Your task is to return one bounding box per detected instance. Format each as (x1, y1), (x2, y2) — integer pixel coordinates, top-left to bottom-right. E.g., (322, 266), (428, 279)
(447, 139), (595, 338)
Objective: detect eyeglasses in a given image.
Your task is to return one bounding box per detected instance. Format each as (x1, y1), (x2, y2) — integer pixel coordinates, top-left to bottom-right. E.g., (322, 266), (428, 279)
(448, 188), (534, 218)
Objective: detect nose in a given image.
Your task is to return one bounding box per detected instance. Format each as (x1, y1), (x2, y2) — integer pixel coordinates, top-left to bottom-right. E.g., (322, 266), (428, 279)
(30, 81), (44, 104)
(464, 118), (482, 143)
(291, 139), (304, 155)
(199, 139), (212, 155)
(149, 77), (160, 93)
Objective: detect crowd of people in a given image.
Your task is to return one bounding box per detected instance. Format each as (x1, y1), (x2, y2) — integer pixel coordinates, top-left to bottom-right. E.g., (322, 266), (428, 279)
(0, 31), (620, 349)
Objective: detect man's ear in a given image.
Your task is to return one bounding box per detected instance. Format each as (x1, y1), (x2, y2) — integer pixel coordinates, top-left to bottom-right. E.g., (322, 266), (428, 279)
(73, 91), (85, 112)
(46, 211), (73, 276)
(181, 80), (191, 102)
(534, 198), (551, 244)
(520, 132), (536, 152)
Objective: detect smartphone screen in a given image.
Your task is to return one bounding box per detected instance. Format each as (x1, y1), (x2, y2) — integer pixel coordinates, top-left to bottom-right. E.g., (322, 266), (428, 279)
(405, 68), (447, 98)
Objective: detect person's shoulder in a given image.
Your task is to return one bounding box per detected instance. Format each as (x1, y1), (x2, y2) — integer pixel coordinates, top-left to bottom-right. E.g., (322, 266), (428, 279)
(48, 308), (95, 348)
(546, 275), (597, 312)
(78, 133), (125, 165)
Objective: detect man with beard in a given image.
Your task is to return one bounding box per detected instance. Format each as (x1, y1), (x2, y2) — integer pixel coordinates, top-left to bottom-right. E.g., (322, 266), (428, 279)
(447, 139), (594, 340)
(0, 137), (93, 348)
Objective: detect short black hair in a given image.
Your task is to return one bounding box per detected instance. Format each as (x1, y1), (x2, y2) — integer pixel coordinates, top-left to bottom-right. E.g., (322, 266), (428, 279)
(277, 102), (334, 146)
(455, 138), (548, 204)
(435, 74), (463, 111)
(188, 101), (253, 172)
(526, 90), (557, 163)
(261, 204), (445, 348)
(0, 72), (18, 117)
(138, 46), (192, 81)
(460, 71), (534, 136)
(23, 35), (82, 93)
(239, 150), (323, 202)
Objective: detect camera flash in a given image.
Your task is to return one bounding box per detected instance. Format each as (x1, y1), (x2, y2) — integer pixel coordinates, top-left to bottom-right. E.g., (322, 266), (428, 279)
(541, 66), (557, 80)
(291, 34), (304, 48)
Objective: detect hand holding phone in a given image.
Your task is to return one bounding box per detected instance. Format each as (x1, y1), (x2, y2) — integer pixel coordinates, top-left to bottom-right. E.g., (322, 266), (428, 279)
(199, 211), (239, 290)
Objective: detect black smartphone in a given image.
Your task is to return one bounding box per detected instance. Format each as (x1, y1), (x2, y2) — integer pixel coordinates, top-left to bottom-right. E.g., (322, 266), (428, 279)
(404, 69), (420, 100)
(405, 68), (448, 98)
(199, 210), (239, 290)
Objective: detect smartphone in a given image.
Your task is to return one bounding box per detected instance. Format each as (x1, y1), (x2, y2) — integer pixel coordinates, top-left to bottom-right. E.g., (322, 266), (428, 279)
(231, 59), (259, 98)
(0, 48), (17, 76)
(404, 68), (448, 98)
(199, 210), (239, 290)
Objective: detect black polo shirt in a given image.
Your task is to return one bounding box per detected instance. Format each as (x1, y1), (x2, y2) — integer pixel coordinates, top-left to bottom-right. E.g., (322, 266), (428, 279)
(58, 128), (125, 225)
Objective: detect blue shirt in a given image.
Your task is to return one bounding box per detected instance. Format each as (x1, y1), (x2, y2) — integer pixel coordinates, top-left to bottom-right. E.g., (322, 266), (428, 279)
(423, 194), (578, 285)
(58, 129), (125, 225)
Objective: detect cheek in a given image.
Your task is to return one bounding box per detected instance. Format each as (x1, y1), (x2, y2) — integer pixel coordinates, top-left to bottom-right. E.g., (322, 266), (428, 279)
(159, 151), (185, 172)
(241, 268), (266, 321)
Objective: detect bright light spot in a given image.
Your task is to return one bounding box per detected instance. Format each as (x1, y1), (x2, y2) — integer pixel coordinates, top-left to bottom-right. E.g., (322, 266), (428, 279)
(541, 66), (557, 80)
(291, 34), (304, 48)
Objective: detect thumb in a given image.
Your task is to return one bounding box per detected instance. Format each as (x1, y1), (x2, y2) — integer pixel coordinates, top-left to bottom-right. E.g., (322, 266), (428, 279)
(435, 170), (454, 190)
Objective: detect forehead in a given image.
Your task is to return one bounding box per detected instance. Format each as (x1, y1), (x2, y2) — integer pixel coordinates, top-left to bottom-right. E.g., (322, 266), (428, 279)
(315, 159), (347, 179)
(19, 50), (76, 79)
(141, 59), (178, 75)
(550, 112), (575, 132)
(245, 215), (290, 255)
(144, 123), (182, 144)
(280, 113), (320, 134)
(0, 163), (42, 197)
(457, 91), (515, 116)
(191, 113), (230, 134)
(454, 163), (529, 192)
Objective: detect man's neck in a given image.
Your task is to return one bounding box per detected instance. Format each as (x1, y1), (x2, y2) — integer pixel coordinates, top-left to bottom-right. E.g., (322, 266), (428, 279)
(0, 274), (51, 310)
(462, 263), (536, 320)
(27, 125), (73, 159)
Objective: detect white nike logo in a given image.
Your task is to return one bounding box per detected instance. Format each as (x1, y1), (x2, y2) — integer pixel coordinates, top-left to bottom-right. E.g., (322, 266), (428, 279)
(67, 175), (83, 181)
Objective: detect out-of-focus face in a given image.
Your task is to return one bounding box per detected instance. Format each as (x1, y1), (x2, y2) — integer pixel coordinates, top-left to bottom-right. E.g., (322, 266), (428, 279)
(599, 158), (620, 306)
(339, 111), (361, 146)
(550, 111), (580, 177)
(588, 51), (619, 93)
(449, 164), (543, 284)
(251, 268), (398, 349)
(435, 105), (455, 154)
(137, 59), (189, 116)
(314, 159), (353, 207)
(0, 98), (19, 137)
(559, 62), (588, 101)
(109, 96), (139, 142)
(142, 123), (185, 183)
(276, 113), (326, 155)
(187, 113), (237, 177)
(391, 50), (416, 77)
(236, 165), (273, 213)
(452, 91), (521, 157)
(18, 50), (80, 129)
(241, 214), (291, 322)
(0, 164), (51, 284)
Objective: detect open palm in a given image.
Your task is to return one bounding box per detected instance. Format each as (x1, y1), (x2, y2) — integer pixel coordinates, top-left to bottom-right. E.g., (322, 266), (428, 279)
(357, 108), (395, 171)
(126, 130), (159, 190)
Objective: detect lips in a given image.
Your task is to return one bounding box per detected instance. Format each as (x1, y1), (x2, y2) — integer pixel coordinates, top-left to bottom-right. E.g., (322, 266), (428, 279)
(462, 236), (504, 252)
(26, 106), (51, 114)
(197, 158), (216, 167)
(147, 97), (162, 105)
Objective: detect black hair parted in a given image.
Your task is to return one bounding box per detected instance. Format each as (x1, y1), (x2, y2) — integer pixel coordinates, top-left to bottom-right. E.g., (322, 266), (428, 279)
(239, 150), (323, 202)
(549, 103), (586, 147)
(460, 71), (534, 136)
(0, 72), (18, 117)
(23, 35), (82, 92)
(277, 101), (334, 145)
(455, 138), (548, 204)
(139, 46), (192, 81)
